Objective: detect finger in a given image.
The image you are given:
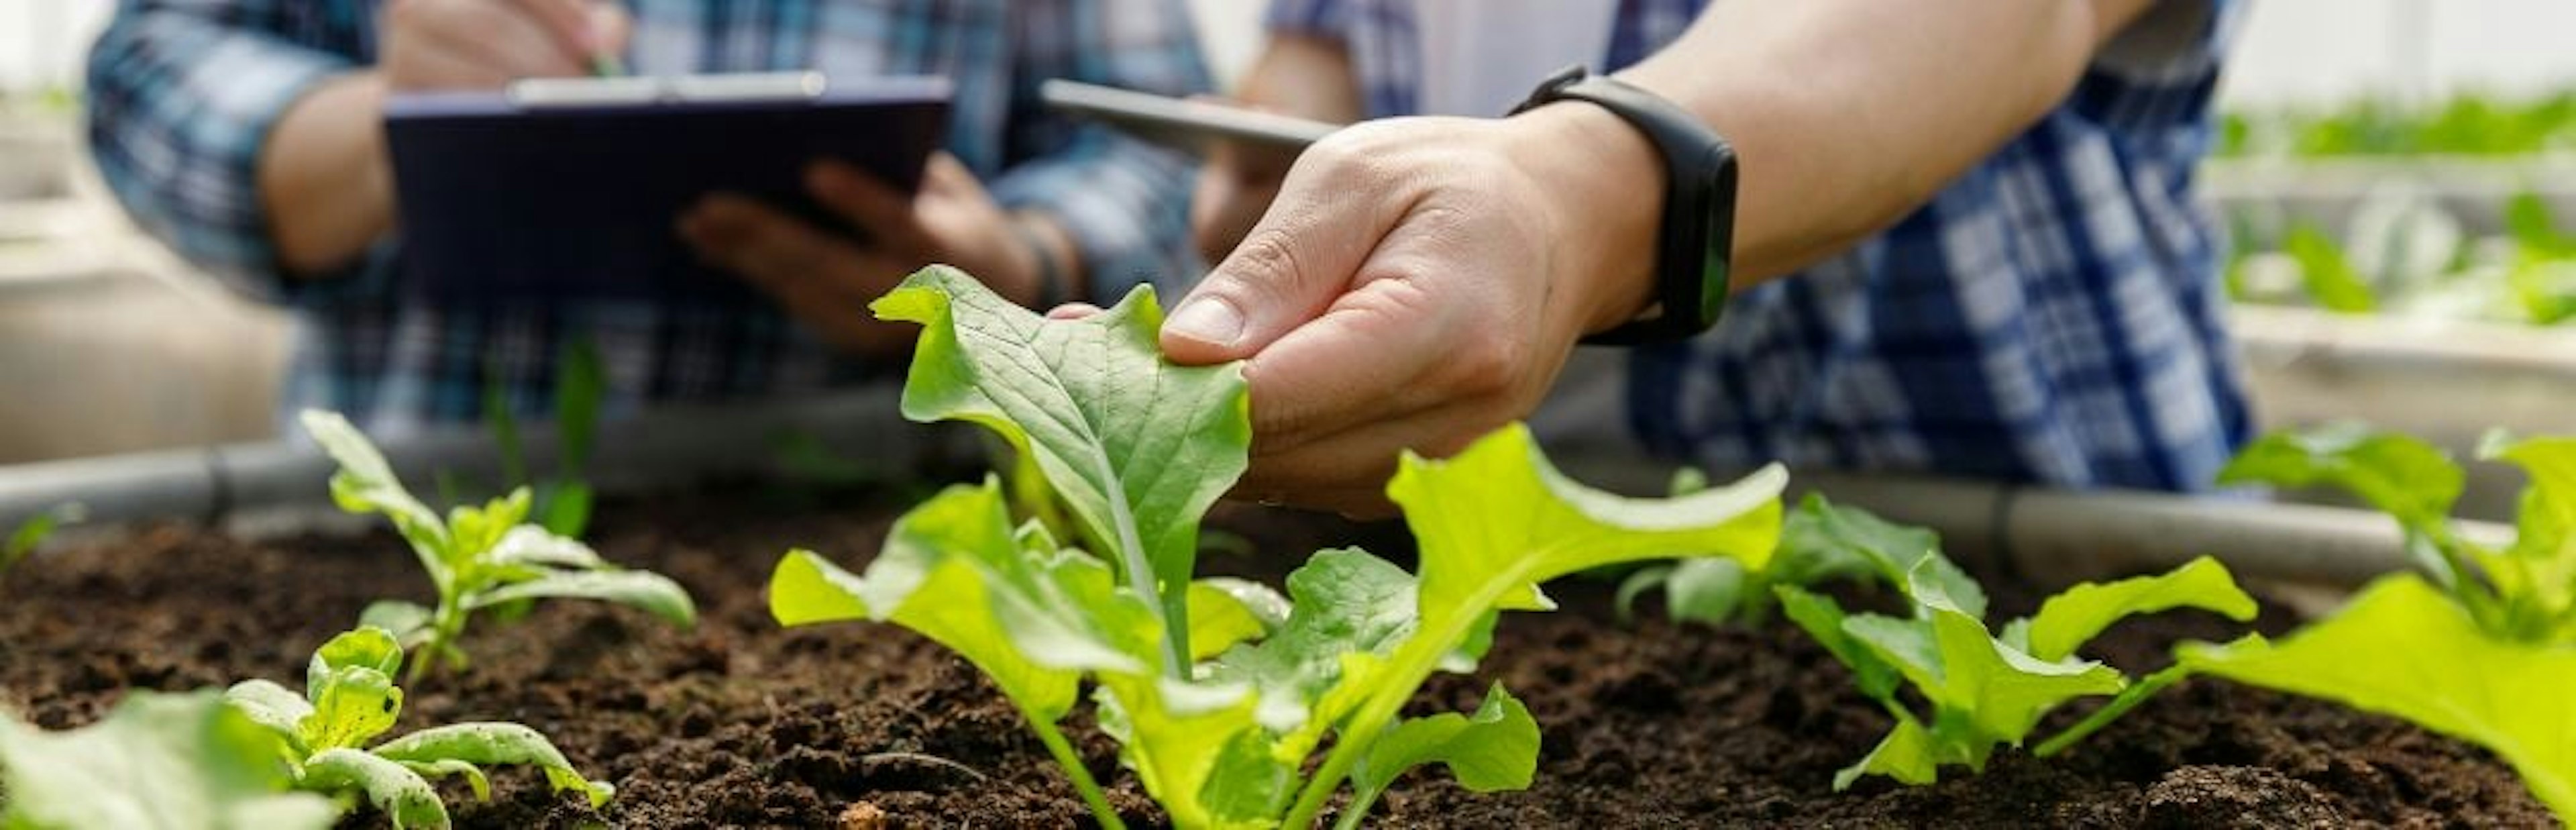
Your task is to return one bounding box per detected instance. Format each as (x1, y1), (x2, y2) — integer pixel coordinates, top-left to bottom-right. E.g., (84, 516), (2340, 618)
(808, 158), (932, 253)
(1236, 248), (1519, 445)
(1161, 136), (1405, 365)
(392, 36), (520, 89)
(680, 195), (865, 297)
(1238, 399), (1505, 497)
(680, 197), (916, 353)
(507, 0), (606, 62)
(438, 1), (586, 78)
(1046, 303), (1104, 321)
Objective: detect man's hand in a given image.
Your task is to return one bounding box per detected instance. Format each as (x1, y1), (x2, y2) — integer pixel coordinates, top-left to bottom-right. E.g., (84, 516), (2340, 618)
(262, 0), (631, 274)
(381, 0), (629, 91)
(1160, 106), (1664, 515)
(679, 154), (1051, 355)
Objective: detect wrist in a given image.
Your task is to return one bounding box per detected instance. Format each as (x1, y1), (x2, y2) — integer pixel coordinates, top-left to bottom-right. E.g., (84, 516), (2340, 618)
(1508, 103), (1664, 336)
(1003, 211), (1077, 307)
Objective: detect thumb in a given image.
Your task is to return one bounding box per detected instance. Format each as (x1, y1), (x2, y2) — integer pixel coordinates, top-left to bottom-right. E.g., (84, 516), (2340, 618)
(1161, 158), (1383, 365)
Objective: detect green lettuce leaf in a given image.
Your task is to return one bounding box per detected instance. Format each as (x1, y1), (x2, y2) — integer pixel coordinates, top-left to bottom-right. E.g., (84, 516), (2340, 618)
(1783, 494), (1983, 619)
(2219, 423), (2461, 535)
(1395, 424), (1783, 632)
(0, 691), (339, 830)
(769, 480), (1156, 720)
(467, 569), (696, 627)
(369, 723), (612, 809)
(1633, 494), (1976, 627)
(1187, 579), (1283, 662)
(871, 265), (1252, 672)
(1092, 676), (1277, 830)
(219, 680), (311, 749)
(1813, 558), (2257, 789)
(302, 748), (446, 829)
(303, 413), (694, 681)
(1204, 548), (1419, 738)
(2007, 556), (2257, 662)
(2181, 574), (2576, 819)
(1777, 584), (1904, 701)
(1352, 683), (1538, 799)
(2282, 221), (2377, 313)
(2482, 435), (2576, 641)
(303, 410), (451, 579)
(1279, 425), (1785, 827)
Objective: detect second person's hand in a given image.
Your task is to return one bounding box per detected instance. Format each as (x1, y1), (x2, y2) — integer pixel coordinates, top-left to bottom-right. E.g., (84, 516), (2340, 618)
(1161, 105), (1666, 515)
(380, 0), (631, 90)
(680, 154), (1053, 355)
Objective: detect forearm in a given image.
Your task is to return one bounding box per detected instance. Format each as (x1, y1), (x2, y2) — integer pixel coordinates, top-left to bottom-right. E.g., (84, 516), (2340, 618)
(258, 71), (396, 277)
(1612, 0), (2155, 286)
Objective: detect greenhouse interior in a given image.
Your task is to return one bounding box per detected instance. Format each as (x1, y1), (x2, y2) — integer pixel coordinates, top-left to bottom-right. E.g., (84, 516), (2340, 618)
(3, 1), (2575, 827)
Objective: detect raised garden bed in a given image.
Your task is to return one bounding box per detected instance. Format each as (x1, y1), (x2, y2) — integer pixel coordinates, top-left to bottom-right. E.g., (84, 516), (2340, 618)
(0, 482), (2548, 827)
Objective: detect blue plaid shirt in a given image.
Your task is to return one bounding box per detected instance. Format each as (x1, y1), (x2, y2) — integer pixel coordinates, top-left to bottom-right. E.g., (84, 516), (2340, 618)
(88, 0), (1207, 435)
(1272, 0), (2253, 492)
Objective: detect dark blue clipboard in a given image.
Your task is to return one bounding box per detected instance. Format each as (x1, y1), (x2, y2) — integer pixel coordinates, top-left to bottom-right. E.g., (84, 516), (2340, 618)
(384, 73), (951, 303)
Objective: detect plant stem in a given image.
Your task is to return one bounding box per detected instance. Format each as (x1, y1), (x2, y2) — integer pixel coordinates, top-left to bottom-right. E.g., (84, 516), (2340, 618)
(407, 602), (466, 685)
(1016, 701), (1126, 830)
(1083, 452), (1188, 678)
(2037, 664), (2190, 758)
(1330, 786), (1386, 830)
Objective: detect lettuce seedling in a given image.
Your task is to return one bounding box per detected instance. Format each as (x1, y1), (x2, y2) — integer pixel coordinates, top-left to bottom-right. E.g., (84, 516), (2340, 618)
(2185, 424), (2576, 817)
(1620, 489), (1958, 627)
(770, 266), (1785, 829)
(484, 338), (606, 538)
(1, 506), (78, 585)
(223, 626), (613, 829)
(0, 691), (339, 830)
(1777, 499), (2256, 788)
(301, 410), (694, 682)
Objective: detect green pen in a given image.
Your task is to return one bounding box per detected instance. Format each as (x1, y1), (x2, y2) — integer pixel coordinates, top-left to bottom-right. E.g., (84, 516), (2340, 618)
(583, 2), (627, 77)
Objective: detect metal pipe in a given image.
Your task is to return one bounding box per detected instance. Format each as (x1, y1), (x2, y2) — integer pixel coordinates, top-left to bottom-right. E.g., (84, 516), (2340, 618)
(1794, 470), (2510, 590)
(0, 387), (955, 533)
(0, 378), (2513, 591)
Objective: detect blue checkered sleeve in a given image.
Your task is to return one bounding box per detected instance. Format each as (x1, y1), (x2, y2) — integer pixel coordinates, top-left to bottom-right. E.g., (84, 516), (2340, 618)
(988, 0), (1210, 302)
(1258, 0), (2252, 492)
(1266, 0), (1352, 32)
(85, 0), (373, 303)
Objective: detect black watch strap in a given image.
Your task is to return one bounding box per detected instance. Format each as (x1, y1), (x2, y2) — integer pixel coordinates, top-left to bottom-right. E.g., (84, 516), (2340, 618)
(1510, 65), (1737, 345)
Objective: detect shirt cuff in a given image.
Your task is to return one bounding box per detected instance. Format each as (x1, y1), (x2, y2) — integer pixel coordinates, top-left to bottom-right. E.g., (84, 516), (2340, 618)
(1265, 0), (1353, 34)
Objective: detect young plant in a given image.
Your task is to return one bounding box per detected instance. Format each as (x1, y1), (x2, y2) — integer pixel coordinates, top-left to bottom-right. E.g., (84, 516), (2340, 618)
(223, 626), (614, 829)
(0, 691), (339, 830)
(1619, 488), (1955, 627)
(2184, 424), (2576, 817)
(1, 505), (78, 584)
(302, 410), (694, 682)
(768, 266), (1786, 829)
(2282, 221), (2377, 313)
(484, 338), (606, 538)
(1776, 499), (2257, 788)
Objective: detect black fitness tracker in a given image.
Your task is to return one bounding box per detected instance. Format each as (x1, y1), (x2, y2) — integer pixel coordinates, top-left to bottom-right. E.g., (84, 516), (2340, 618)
(1510, 64), (1738, 345)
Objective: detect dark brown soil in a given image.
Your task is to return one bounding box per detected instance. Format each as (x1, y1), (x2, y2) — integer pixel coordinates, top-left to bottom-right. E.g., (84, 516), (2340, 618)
(0, 482), (2552, 828)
